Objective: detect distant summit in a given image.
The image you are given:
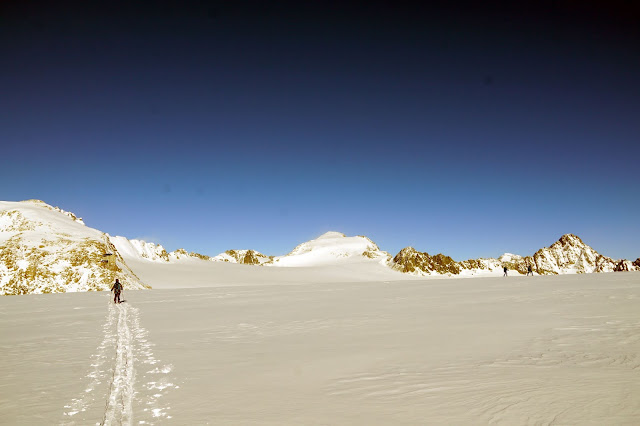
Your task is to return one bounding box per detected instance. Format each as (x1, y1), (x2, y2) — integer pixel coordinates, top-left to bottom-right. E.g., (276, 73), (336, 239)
(532, 233), (617, 274)
(269, 231), (391, 267)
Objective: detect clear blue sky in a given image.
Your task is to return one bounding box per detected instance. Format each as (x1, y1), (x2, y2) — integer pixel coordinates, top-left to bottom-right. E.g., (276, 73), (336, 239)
(1, 1), (639, 260)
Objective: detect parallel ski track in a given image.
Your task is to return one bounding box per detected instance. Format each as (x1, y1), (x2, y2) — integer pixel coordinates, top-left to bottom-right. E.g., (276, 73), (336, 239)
(63, 295), (175, 425)
(101, 301), (135, 426)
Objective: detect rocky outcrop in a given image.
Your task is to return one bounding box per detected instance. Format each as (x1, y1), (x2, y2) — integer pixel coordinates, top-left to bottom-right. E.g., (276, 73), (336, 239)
(0, 201), (148, 294)
(392, 247), (460, 275)
(497, 253), (535, 275)
(614, 259), (639, 272)
(214, 249), (273, 265)
(169, 248), (211, 261)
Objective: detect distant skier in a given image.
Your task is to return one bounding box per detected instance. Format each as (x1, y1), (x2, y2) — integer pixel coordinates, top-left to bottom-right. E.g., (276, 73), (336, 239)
(503, 266), (508, 277)
(526, 265), (533, 276)
(111, 279), (123, 304)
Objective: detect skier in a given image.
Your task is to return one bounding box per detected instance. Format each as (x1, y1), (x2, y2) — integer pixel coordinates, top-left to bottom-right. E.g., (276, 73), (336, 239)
(503, 266), (508, 277)
(526, 265), (533, 276)
(111, 279), (123, 304)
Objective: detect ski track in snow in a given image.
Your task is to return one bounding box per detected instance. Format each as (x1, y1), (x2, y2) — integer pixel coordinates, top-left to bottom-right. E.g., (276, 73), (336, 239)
(63, 296), (176, 425)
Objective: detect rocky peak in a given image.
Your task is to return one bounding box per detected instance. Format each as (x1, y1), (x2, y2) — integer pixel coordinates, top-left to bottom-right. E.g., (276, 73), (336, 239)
(214, 249), (272, 265)
(392, 247), (460, 275)
(396, 246), (418, 256)
(556, 233), (586, 248)
(532, 234), (615, 274)
(242, 250), (261, 265)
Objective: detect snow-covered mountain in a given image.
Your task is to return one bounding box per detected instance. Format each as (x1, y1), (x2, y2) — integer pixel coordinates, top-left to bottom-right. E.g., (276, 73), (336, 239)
(531, 234), (617, 274)
(105, 229), (637, 277)
(110, 236), (212, 262)
(2, 199), (637, 295)
(110, 237), (170, 262)
(213, 249), (273, 265)
(392, 234), (635, 276)
(0, 200), (148, 294)
(115, 231), (390, 267)
(269, 231), (391, 267)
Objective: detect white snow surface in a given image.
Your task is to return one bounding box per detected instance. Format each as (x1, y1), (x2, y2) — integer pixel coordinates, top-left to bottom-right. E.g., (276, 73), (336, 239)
(110, 236), (170, 262)
(1, 272), (639, 425)
(0, 200), (98, 246)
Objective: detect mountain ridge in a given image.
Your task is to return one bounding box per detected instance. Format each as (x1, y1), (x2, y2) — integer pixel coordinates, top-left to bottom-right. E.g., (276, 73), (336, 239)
(1, 200), (638, 294)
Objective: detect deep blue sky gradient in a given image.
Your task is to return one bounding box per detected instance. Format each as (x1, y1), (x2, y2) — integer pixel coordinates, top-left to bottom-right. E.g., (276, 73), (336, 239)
(2, 1), (639, 259)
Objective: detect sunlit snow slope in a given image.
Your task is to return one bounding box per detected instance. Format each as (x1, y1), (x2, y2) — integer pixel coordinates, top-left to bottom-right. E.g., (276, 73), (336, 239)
(270, 231), (391, 267)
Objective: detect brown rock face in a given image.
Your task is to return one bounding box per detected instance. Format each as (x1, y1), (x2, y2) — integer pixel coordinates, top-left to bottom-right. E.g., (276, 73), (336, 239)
(614, 259), (639, 272)
(392, 247), (460, 275)
(459, 259), (484, 270)
(221, 249), (272, 265)
(1, 235), (148, 295)
(242, 250), (261, 265)
(504, 256), (534, 275)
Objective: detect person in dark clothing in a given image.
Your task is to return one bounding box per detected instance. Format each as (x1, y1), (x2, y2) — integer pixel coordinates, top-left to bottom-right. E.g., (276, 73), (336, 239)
(111, 279), (123, 304)
(503, 266), (508, 277)
(527, 265), (533, 276)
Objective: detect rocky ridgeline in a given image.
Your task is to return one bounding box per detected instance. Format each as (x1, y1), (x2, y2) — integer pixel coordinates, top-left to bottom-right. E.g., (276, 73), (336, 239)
(391, 234), (637, 276)
(2, 200), (638, 294)
(393, 248), (461, 275)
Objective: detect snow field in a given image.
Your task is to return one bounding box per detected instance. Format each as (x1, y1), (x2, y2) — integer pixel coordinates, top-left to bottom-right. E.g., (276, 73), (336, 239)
(1, 272), (639, 424)
(55, 295), (176, 425)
